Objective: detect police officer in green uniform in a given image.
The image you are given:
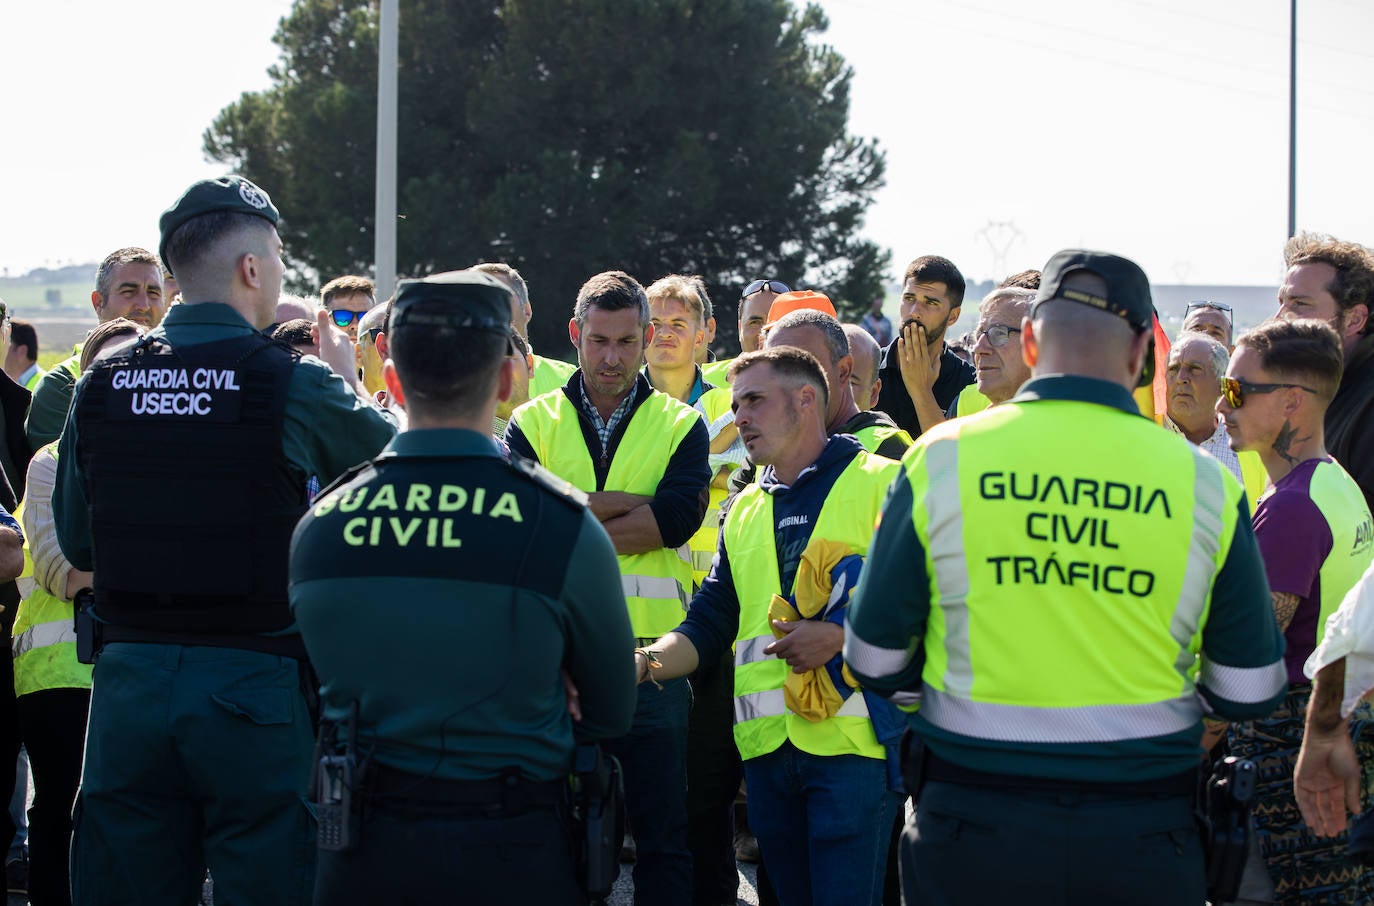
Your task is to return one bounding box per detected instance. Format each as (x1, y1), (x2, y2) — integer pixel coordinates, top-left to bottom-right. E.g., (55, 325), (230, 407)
(290, 271), (637, 905)
(844, 250), (1290, 906)
(53, 176), (396, 906)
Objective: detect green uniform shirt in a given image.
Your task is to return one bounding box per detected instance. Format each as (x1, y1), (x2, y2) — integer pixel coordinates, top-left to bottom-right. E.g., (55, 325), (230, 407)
(25, 347), (81, 451)
(290, 428), (637, 781)
(53, 303), (397, 570)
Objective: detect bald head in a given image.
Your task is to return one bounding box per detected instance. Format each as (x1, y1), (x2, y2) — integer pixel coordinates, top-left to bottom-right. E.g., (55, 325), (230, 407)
(842, 324), (882, 411)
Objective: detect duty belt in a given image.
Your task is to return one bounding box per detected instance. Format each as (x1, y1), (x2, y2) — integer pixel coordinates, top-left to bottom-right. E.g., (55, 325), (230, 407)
(925, 752), (1195, 797)
(98, 625), (308, 660)
(366, 763), (566, 816)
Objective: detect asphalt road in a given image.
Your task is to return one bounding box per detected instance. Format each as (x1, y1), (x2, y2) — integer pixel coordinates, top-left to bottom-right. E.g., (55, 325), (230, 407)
(607, 862), (760, 906)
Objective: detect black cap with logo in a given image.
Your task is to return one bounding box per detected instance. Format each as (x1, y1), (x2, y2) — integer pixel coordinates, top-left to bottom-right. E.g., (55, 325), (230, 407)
(1032, 250), (1153, 332)
(388, 270), (512, 335)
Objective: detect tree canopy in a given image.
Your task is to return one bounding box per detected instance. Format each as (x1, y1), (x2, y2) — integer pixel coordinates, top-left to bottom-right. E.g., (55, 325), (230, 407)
(206, 0), (889, 359)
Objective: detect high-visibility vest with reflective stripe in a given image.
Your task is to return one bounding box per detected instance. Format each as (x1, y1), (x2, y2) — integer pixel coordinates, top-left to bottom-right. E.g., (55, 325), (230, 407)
(724, 450), (901, 761)
(906, 399), (1245, 746)
(1267, 458), (1374, 656)
(12, 584), (91, 697)
(513, 386), (699, 638)
(688, 387), (734, 586)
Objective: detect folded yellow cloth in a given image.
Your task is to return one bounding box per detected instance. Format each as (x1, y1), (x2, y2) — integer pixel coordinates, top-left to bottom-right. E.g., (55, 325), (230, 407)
(768, 539), (861, 723)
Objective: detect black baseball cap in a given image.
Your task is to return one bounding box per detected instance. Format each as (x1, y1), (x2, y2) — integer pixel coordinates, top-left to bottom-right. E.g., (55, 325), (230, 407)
(158, 176), (280, 276)
(388, 270), (512, 335)
(1032, 250), (1153, 332)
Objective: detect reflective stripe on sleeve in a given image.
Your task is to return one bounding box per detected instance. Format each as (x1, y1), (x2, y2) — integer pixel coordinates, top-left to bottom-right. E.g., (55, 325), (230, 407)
(1198, 658), (1287, 704)
(843, 629), (916, 680)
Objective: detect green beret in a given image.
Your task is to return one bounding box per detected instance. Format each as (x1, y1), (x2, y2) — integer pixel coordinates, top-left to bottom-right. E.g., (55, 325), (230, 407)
(389, 271), (513, 335)
(158, 176), (280, 276)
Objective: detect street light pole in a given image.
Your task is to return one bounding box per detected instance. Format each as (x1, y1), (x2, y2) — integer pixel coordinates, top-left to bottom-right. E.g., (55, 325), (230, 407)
(375, 0), (399, 302)
(1288, 0), (1297, 240)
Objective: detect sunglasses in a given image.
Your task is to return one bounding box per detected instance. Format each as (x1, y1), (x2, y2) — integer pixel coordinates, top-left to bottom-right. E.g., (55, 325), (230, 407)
(974, 324), (1021, 348)
(1220, 377), (1317, 409)
(329, 309), (369, 329)
(742, 279), (791, 299)
(1186, 300), (1233, 321)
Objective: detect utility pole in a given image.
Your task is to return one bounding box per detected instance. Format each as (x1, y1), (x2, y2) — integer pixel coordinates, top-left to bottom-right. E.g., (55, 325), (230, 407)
(1288, 0), (1297, 239)
(375, 0), (399, 302)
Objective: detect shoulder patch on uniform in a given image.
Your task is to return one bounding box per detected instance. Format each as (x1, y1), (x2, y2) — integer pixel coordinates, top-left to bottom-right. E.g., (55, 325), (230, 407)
(508, 453), (589, 508)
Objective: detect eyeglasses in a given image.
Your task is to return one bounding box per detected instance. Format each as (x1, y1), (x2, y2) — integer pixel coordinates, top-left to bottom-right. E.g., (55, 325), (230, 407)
(329, 309), (368, 329)
(1220, 377), (1317, 409)
(974, 324), (1021, 348)
(742, 279), (791, 299)
(1186, 301), (1233, 322)
(362, 326), (383, 343)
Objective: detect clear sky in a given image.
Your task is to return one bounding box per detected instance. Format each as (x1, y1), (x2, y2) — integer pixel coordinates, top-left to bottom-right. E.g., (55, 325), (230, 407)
(2, 0), (1371, 288)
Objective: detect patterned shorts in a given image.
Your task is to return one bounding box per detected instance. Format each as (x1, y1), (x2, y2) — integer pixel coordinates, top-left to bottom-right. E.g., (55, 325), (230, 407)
(1228, 686), (1374, 905)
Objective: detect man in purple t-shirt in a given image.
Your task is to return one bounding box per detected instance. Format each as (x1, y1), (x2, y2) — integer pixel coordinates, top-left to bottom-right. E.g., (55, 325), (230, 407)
(1217, 318), (1374, 902)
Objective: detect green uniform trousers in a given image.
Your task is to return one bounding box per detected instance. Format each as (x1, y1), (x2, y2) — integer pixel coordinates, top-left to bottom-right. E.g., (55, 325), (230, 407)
(902, 780), (1203, 906)
(72, 643), (315, 906)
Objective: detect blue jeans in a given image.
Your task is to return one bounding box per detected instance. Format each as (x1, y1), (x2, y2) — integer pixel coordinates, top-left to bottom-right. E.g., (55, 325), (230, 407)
(743, 741), (902, 906)
(604, 676), (692, 906)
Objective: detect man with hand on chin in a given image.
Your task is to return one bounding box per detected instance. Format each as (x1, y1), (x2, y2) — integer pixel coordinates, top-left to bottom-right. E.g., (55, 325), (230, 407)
(876, 255), (975, 437)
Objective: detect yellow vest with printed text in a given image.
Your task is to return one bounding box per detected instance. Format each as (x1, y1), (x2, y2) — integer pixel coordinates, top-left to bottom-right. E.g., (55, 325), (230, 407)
(904, 399), (1245, 745)
(513, 387), (699, 638)
(725, 450), (901, 761)
(1264, 458), (1373, 655)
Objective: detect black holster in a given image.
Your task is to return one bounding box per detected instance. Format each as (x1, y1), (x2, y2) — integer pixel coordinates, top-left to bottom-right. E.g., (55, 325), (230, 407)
(73, 588), (100, 664)
(314, 702), (364, 852)
(570, 744), (624, 901)
(899, 728), (927, 799)
(1195, 755), (1257, 903)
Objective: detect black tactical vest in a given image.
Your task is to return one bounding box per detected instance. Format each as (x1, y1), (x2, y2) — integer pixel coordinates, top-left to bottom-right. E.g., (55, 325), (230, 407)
(76, 332), (303, 634)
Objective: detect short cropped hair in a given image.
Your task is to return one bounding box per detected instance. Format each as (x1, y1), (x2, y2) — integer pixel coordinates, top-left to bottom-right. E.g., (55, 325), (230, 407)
(904, 255), (966, 308)
(1284, 233), (1374, 336)
(1235, 318), (1344, 401)
(573, 271), (649, 328)
(764, 309), (849, 366)
(162, 212), (274, 290)
(8, 320), (37, 363)
(320, 275), (376, 307)
(95, 247), (161, 302)
(729, 345), (830, 413)
(472, 262), (530, 312)
(80, 318), (144, 372)
(646, 274), (712, 324)
(388, 302), (507, 416)
(270, 319), (316, 349)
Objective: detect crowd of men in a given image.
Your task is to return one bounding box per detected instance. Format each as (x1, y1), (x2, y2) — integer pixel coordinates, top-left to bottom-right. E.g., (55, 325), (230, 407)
(0, 172), (1371, 906)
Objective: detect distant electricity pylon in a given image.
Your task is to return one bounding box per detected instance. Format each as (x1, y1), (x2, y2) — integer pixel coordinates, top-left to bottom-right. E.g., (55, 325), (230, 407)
(975, 220), (1023, 280)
